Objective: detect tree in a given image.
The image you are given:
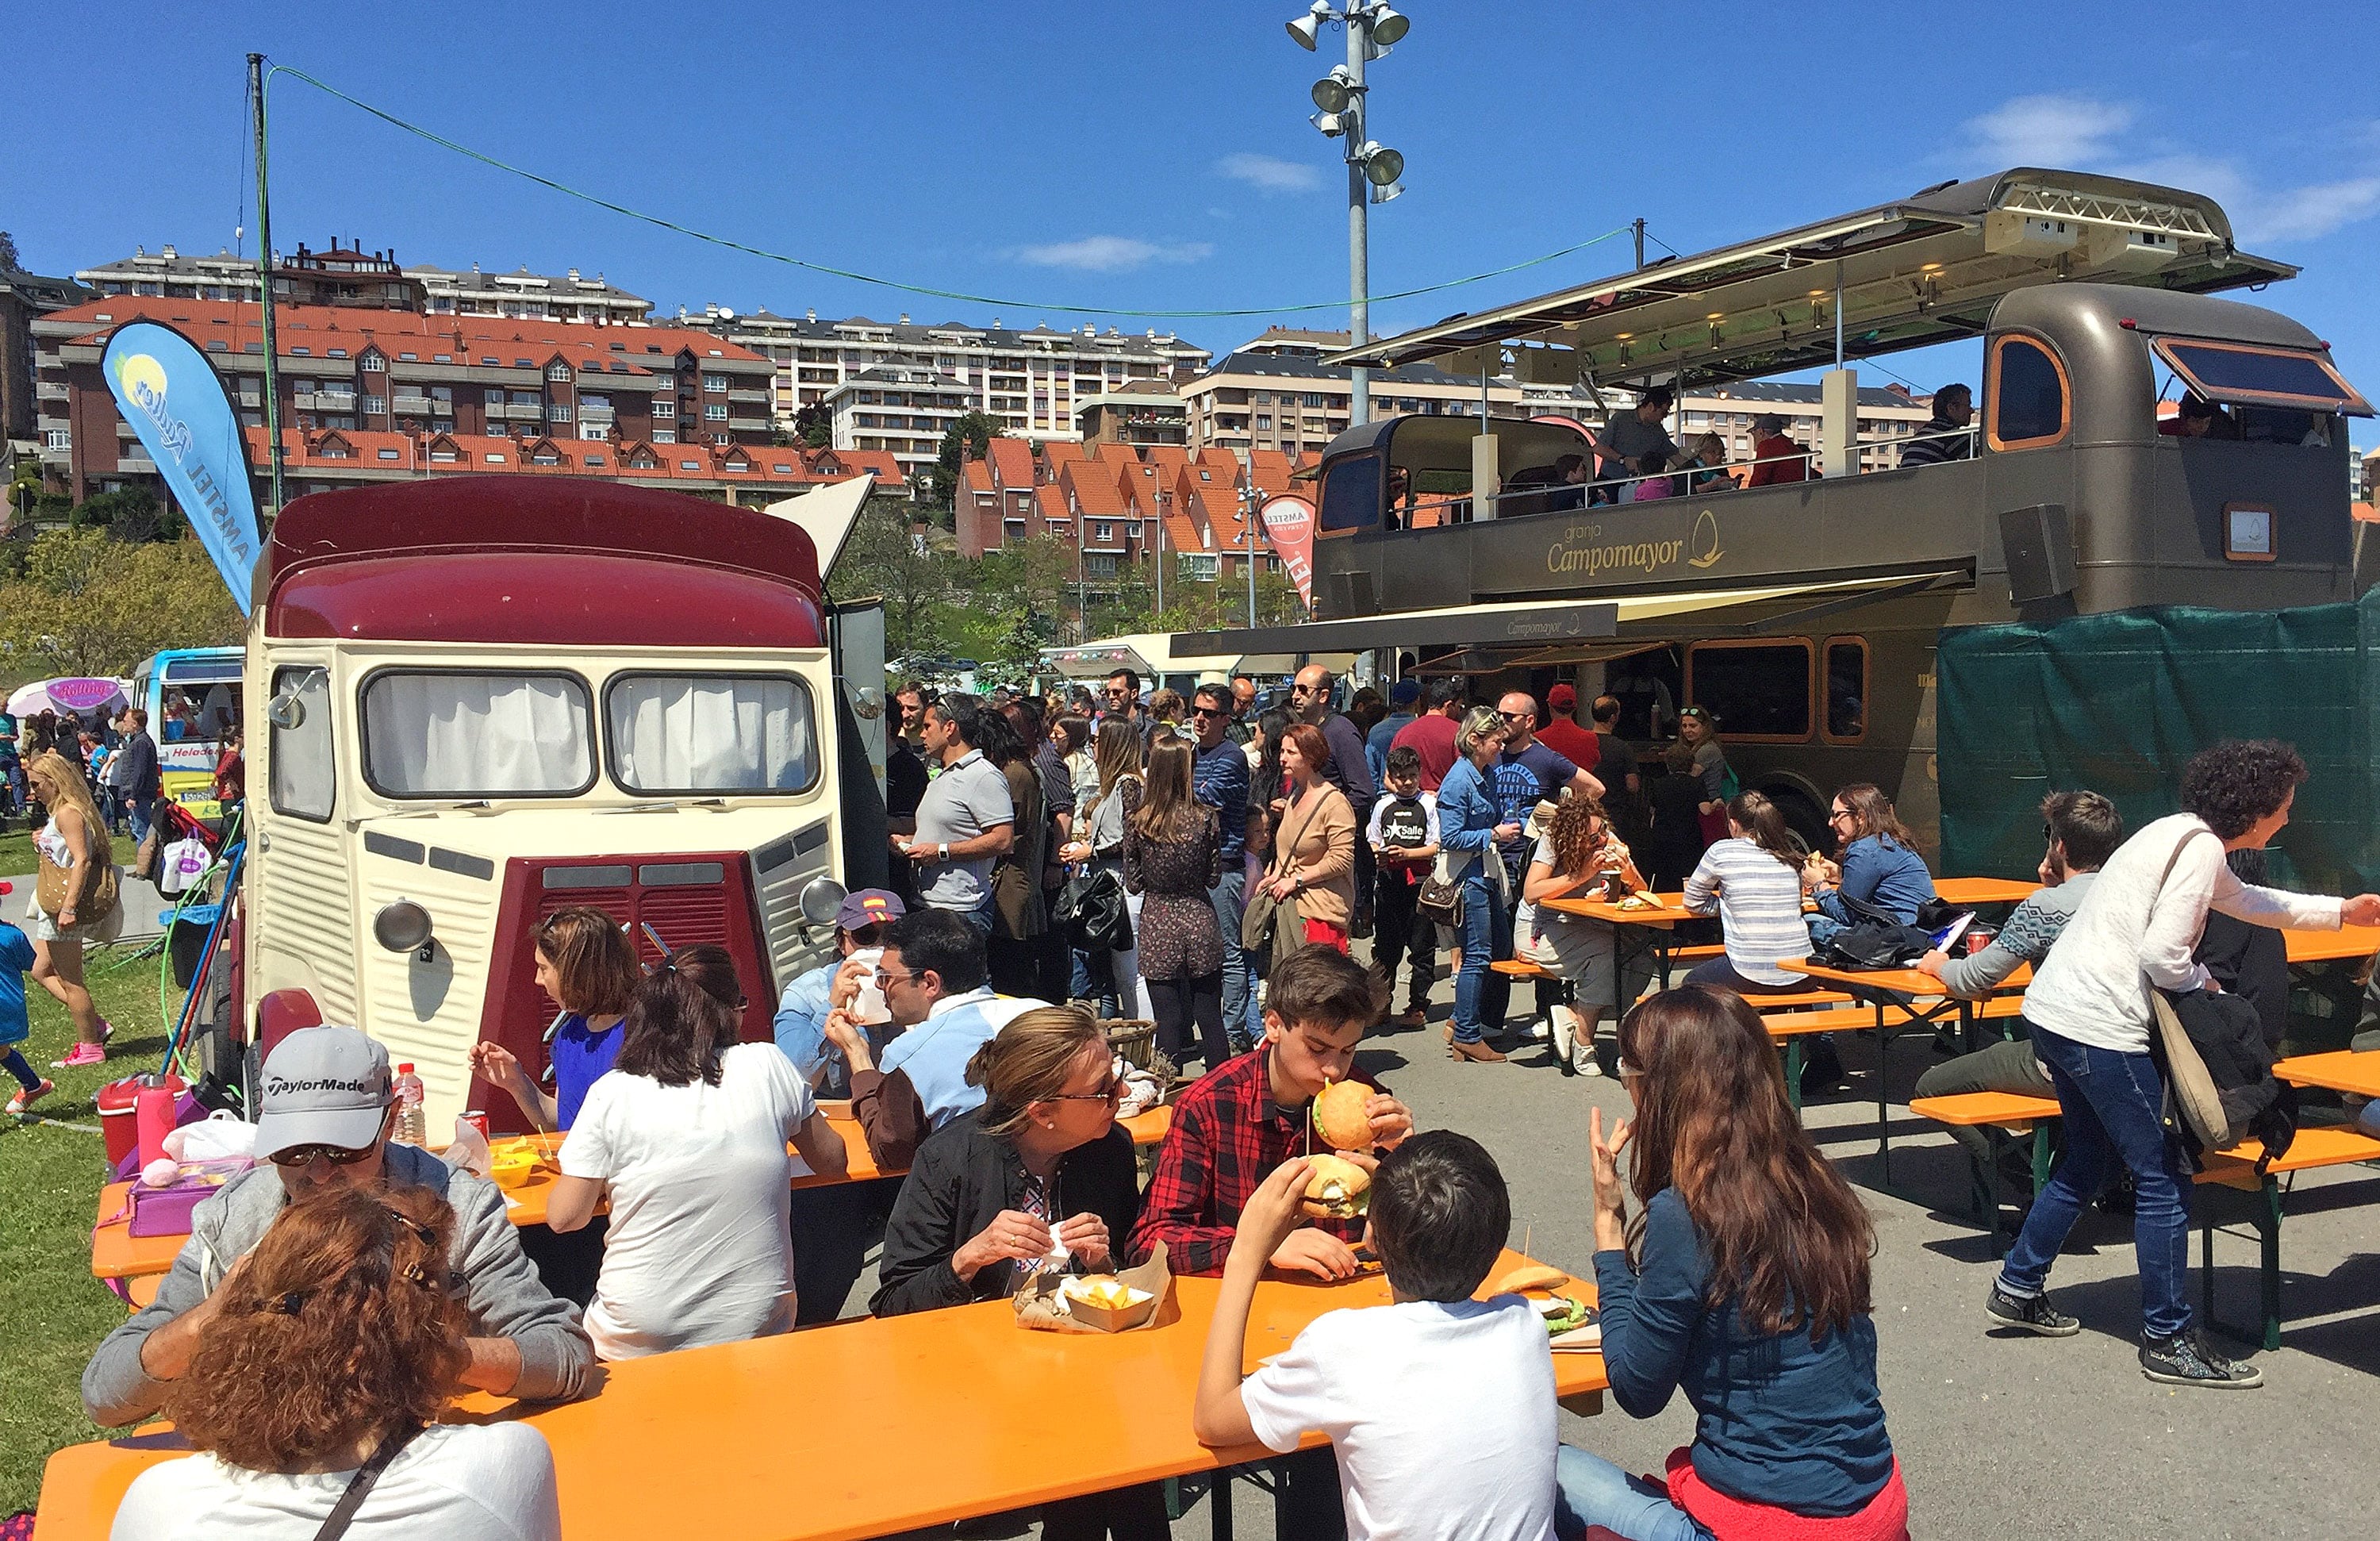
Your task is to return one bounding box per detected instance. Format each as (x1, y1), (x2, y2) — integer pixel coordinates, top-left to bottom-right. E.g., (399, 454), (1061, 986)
(924, 410), (999, 511)
(792, 402), (833, 448)
(829, 496), (958, 662)
(0, 530), (244, 677)
(72, 487), (185, 544)
(973, 535), (1075, 673)
(0, 231), (19, 272)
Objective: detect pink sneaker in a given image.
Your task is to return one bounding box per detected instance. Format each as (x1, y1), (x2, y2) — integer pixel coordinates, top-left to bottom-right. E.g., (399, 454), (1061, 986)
(52, 1042), (106, 1069)
(6, 1078), (53, 1115)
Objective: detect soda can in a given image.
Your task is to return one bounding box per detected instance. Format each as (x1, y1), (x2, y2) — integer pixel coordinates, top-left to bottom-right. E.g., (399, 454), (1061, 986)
(463, 1110), (491, 1141)
(1964, 926), (1996, 956)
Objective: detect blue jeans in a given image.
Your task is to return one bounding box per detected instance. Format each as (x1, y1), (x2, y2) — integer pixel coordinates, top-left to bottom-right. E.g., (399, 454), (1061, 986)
(1554, 1447), (1711, 1541)
(1450, 871), (1512, 1045)
(949, 896), (996, 936)
(1997, 1024), (2195, 1339)
(1210, 865), (1252, 1053)
(126, 794), (153, 845)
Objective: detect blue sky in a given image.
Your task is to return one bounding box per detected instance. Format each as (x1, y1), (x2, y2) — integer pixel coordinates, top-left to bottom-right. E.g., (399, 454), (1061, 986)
(11, 2), (2377, 446)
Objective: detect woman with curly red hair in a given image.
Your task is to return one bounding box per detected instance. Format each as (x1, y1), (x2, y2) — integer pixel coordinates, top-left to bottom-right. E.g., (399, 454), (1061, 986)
(109, 1184), (559, 1539)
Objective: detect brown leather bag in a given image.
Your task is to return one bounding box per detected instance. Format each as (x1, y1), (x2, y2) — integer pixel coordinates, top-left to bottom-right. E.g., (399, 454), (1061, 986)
(35, 824), (117, 924)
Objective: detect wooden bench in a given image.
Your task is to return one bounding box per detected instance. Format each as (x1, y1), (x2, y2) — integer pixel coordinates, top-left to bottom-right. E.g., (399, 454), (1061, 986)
(1489, 959), (1560, 980)
(2194, 1124), (2380, 1350)
(1909, 1091), (2063, 1255)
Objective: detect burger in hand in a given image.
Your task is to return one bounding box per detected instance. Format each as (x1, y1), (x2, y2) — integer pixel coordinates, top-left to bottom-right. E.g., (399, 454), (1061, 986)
(1310, 1079), (1374, 1151)
(1299, 1154), (1372, 1221)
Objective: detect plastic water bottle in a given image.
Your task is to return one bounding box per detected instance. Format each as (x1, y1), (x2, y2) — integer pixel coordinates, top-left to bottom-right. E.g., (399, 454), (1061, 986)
(393, 1063), (426, 1146)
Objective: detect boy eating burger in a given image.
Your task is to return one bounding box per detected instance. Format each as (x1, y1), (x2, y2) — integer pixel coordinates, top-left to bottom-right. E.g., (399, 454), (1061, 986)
(1129, 944), (1413, 1281)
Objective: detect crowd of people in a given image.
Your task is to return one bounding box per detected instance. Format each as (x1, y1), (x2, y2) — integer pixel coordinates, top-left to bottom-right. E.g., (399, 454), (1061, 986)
(44, 644), (2380, 1539)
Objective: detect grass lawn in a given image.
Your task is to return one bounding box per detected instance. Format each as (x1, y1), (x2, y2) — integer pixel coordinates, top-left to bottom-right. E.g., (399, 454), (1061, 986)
(0, 942), (184, 1516)
(0, 828), (33, 874)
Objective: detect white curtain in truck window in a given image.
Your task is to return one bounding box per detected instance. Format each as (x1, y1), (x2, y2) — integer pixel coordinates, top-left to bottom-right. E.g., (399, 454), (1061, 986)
(608, 676), (815, 793)
(364, 674), (591, 795)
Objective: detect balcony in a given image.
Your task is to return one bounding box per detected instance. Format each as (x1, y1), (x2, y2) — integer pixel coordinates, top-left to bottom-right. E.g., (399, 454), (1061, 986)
(430, 398), (454, 416)
(727, 415), (770, 432)
(36, 380), (67, 402)
(119, 455), (158, 474)
(40, 444), (71, 466)
(579, 404), (615, 425)
(392, 394), (432, 415)
(727, 389), (770, 403)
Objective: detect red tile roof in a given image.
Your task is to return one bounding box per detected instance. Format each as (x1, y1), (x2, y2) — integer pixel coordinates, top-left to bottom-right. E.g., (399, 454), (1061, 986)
(1059, 463), (1129, 518)
(43, 297), (772, 375)
(988, 438), (1036, 490)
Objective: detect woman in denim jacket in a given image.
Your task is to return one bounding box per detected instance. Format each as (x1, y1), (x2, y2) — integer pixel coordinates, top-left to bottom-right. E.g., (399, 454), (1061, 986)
(1438, 709), (1522, 1063)
(1805, 783), (1935, 951)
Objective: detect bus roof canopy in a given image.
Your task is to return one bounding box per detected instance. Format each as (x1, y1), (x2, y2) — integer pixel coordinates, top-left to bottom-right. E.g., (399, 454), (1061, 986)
(1330, 168), (2294, 389)
(1041, 633), (1350, 683)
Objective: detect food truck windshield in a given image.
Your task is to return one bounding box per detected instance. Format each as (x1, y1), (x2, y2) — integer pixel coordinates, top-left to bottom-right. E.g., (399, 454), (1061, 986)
(357, 668), (820, 801)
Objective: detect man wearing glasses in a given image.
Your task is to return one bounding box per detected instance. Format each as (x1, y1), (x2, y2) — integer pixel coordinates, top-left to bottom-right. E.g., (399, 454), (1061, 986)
(1191, 683), (1257, 1057)
(823, 907), (1050, 1171)
(83, 1026), (593, 1428)
(1102, 668), (1146, 741)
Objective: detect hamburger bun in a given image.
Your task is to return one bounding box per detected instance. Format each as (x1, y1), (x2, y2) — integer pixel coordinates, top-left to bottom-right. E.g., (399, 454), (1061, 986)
(1311, 1079), (1373, 1151)
(1299, 1154), (1372, 1220)
(1489, 1263), (1570, 1297)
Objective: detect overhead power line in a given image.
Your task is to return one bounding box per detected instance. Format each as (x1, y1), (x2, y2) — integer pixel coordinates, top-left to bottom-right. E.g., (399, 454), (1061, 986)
(263, 63), (1629, 322)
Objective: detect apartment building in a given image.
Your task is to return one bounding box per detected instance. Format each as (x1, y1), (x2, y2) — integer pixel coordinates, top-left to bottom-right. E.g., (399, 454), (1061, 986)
(1, 262), (91, 442)
(76, 243), (652, 325)
(1074, 385), (1185, 449)
(954, 434), (1303, 586)
(686, 306), (1211, 439)
(1180, 326), (1529, 456)
(825, 365), (973, 482)
(29, 296), (866, 507)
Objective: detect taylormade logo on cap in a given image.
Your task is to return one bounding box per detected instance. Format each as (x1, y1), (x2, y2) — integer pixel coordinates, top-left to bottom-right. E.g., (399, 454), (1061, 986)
(253, 1026), (396, 1161)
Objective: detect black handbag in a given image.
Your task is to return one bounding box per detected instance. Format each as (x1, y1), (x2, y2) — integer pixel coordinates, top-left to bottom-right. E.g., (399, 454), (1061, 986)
(1415, 863), (1465, 928)
(1054, 867), (1132, 953)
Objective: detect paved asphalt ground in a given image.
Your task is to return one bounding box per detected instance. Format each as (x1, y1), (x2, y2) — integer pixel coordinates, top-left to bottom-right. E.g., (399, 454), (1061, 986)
(825, 956), (2380, 1539)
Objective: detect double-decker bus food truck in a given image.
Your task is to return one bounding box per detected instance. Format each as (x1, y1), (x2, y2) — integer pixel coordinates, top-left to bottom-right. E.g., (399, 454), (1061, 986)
(1181, 167), (2370, 858)
(212, 476), (886, 1136)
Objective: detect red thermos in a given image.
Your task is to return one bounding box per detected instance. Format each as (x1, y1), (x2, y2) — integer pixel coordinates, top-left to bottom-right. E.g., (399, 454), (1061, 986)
(135, 1079), (178, 1168)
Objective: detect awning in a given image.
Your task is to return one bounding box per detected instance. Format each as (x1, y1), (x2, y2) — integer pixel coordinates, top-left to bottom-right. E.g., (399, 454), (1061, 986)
(1175, 571), (1966, 658)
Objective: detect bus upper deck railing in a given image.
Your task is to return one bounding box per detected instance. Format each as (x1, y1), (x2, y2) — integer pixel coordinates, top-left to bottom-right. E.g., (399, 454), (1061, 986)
(1387, 425), (1982, 528)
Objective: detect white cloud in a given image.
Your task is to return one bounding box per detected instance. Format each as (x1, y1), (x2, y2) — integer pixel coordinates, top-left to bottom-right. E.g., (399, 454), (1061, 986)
(2117, 153), (2380, 245)
(1963, 93), (2136, 167)
(1215, 152), (1324, 195)
(1010, 236), (1215, 273)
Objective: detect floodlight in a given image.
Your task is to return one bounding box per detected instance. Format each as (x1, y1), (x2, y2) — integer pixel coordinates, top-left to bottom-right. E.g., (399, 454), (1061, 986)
(1368, 4), (1410, 44)
(1357, 142), (1403, 186)
(1286, 2), (1328, 48)
(1369, 180), (1403, 205)
(1311, 65), (1356, 113)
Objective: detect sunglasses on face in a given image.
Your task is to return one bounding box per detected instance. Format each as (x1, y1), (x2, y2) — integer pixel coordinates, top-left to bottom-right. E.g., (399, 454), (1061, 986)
(1498, 710), (1530, 722)
(1046, 1078), (1124, 1105)
(1192, 705), (1226, 719)
(271, 1140), (379, 1169)
(875, 966), (925, 988)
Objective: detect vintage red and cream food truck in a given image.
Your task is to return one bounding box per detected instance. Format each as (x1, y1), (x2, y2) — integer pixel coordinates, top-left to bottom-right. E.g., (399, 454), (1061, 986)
(206, 476), (888, 1134)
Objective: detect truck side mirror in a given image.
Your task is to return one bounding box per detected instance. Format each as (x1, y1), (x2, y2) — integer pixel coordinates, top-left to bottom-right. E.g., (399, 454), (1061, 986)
(267, 692), (305, 731)
(849, 686), (885, 721)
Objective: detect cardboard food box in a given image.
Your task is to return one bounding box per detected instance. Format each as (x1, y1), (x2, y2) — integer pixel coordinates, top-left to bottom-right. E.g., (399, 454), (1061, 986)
(1015, 1243), (1173, 1335)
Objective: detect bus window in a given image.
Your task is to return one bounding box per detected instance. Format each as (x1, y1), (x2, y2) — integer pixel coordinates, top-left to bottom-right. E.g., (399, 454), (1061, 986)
(606, 674), (819, 794)
(361, 671), (595, 798)
(1823, 638), (1868, 743)
(1687, 640), (1813, 740)
(269, 667), (336, 822)
(1319, 455), (1381, 533)
(1604, 645), (1681, 741)
(1989, 335), (2068, 449)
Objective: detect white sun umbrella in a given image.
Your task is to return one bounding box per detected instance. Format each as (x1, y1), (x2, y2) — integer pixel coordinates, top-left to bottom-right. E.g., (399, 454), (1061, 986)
(7, 677), (128, 720)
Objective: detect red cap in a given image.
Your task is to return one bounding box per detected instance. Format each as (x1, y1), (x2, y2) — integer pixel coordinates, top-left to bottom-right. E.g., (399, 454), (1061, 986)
(1547, 683), (1579, 712)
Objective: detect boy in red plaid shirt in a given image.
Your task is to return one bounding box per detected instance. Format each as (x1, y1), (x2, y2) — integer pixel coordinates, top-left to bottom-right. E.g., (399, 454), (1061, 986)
(1130, 946), (1415, 1280)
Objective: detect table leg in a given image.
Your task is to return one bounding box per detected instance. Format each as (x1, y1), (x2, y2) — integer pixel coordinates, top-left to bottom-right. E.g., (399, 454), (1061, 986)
(1214, 1469), (1234, 1541)
(1784, 1039), (1804, 1114)
(1873, 1003), (1891, 1181)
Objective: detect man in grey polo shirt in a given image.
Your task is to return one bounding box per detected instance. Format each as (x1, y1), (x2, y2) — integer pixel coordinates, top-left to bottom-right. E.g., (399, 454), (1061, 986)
(894, 694), (1014, 932)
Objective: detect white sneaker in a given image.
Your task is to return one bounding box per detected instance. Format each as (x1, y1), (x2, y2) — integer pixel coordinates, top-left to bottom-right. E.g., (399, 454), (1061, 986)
(1575, 1041), (1603, 1076)
(1548, 1009), (1575, 1063)
(1528, 1016), (1552, 1041)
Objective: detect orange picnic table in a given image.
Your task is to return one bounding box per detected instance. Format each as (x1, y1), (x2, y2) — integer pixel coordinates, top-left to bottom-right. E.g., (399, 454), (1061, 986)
(91, 1106), (1175, 1286)
(2285, 923), (2380, 966)
(2274, 1049), (2380, 1101)
(36, 1247), (1606, 1541)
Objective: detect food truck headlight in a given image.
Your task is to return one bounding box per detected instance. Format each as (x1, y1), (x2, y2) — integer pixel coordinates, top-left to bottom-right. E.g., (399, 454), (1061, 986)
(374, 899), (436, 956)
(799, 878), (849, 928)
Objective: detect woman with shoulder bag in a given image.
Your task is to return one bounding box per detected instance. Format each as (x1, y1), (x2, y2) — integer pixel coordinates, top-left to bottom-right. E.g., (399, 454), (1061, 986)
(26, 751), (121, 1068)
(1991, 740), (2380, 1391)
(1439, 709), (1522, 1063)
(1061, 720), (1148, 1020)
(973, 711), (1048, 999)
(1252, 724), (1356, 957)
(1126, 733), (1229, 1074)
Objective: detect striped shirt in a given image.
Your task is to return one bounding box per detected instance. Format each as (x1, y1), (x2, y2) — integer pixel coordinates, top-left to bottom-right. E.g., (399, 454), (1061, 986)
(1683, 838), (1810, 986)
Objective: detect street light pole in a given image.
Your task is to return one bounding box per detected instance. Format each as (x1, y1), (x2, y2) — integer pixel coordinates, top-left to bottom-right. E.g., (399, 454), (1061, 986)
(1292, 4), (1407, 433)
(1344, 19), (1369, 428)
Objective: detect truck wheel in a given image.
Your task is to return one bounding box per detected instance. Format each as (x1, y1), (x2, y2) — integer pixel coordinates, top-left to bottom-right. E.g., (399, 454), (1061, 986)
(1764, 786), (1828, 859)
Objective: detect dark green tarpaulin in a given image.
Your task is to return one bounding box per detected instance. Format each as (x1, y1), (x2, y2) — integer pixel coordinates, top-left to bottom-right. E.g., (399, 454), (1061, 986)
(1939, 592), (2376, 893)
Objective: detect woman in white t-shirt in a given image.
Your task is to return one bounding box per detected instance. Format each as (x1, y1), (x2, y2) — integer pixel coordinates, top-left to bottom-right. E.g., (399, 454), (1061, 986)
(550, 945), (850, 1358)
(110, 1185), (561, 1541)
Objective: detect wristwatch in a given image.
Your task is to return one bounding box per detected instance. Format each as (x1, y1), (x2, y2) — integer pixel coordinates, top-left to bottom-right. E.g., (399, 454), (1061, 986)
(939, 843), (950, 863)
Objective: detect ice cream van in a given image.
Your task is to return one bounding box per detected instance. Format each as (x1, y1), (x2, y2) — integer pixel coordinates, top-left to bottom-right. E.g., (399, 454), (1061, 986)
(216, 475), (889, 1135)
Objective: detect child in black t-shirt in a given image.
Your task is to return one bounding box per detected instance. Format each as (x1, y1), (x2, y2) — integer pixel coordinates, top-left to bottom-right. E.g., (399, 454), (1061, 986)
(1367, 746), (1441, 1028)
